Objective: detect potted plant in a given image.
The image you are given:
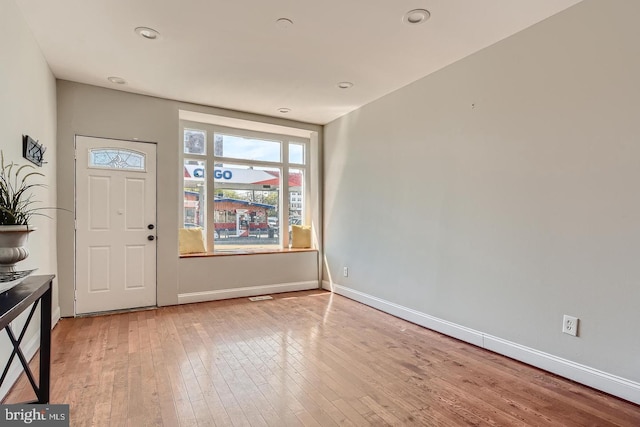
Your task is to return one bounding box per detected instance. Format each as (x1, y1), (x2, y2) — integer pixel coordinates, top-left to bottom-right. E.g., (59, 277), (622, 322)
(0, 151), (44, 274)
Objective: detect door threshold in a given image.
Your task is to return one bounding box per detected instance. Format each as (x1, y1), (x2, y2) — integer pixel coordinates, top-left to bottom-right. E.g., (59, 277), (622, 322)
(76, 305), (157, 318)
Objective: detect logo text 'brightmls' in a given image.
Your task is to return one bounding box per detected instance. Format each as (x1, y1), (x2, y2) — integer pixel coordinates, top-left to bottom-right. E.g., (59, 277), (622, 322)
(2, 405), (69, 426)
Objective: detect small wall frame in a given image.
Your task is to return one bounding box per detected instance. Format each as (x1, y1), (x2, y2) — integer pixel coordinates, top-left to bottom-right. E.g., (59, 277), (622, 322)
(22, 135), (46, 167)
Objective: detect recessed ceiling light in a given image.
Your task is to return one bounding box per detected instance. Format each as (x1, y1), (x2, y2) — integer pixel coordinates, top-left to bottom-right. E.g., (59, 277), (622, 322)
(278, 108), (291, 114)
(134, 26), (160, 40)
(337, 81), (354, 89)
(276, 18), (294, 28)
(107, 76), (126, 85)
(403, 9), (430, 25)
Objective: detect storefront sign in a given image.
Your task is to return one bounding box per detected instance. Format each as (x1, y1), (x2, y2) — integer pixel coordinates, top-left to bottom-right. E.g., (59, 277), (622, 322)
(214, 169), (233, 180)
(191, 168), (234, 180)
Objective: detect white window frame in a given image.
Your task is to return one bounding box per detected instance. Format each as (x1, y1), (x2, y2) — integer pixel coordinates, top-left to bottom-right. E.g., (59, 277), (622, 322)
(180, 120), (310, 252)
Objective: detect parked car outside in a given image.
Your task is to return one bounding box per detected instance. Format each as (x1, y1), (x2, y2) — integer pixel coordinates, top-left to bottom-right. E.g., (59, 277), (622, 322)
(289, 217), (301, 226)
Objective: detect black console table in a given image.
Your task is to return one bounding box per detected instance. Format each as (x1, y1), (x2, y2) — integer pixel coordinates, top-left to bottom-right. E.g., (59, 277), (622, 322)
(0, 274), (54, 404)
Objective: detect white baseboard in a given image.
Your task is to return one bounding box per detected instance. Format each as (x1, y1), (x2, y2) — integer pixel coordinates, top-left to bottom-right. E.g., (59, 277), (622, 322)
(52, 306), (61, 327)
(178, 281), (319, 305)
(325, 281), (640, 405)
(483, 334), (640, 405)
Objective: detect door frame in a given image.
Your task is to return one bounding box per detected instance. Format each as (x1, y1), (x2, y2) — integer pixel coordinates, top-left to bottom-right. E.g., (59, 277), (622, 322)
(74, 134), (158, 316)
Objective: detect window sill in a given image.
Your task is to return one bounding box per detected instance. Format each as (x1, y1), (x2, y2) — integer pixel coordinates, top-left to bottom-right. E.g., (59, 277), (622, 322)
(180, 247), (317, 258)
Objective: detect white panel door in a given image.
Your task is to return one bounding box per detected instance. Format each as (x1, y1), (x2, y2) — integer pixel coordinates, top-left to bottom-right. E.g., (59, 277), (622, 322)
(75, 136), (157, 314)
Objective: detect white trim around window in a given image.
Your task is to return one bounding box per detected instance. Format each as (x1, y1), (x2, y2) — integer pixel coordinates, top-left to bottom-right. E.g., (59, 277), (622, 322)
(180, 119), (311, 253)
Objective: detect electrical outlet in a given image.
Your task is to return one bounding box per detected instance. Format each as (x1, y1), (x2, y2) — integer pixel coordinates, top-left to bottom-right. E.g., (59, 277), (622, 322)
(343, 267), (349, 277)
(562, 315), (579, 337)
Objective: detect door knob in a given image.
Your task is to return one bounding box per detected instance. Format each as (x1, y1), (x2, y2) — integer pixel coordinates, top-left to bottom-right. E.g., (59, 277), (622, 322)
(147, 235), (155, 241)
(148, 224), (155, 230)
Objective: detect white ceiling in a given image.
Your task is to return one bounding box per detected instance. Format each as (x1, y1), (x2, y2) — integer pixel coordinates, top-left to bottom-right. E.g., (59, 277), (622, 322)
(15, 0), (581, 125)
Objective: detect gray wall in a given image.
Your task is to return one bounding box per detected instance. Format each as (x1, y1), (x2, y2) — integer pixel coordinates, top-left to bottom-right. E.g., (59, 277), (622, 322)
(324, 0), (640, 384)
(0, 0), (58, 399)
(56, 81), (322, 316)
(179, 251), (318, 295)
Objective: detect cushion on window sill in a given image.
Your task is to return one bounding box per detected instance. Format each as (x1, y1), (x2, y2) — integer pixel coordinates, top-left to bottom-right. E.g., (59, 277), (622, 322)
(291, 225), (312, 249)
(179, 228), (206, 254)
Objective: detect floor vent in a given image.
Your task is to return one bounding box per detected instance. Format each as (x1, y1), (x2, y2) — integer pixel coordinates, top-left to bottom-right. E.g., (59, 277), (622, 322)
(249, 295), (273, 302)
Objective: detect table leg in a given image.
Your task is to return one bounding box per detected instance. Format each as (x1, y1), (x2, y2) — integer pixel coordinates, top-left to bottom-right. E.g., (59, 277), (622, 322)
(38, 284), (52, 404)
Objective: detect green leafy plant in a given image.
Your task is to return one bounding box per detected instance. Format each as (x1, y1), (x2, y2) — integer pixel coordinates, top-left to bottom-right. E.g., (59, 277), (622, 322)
(0, 151), (46, 226)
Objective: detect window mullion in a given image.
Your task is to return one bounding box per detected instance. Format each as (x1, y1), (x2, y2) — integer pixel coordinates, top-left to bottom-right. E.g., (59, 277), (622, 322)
(282, 142), (290, 248)
(206, 138), (216, 252)
(212, 156), (281, 169)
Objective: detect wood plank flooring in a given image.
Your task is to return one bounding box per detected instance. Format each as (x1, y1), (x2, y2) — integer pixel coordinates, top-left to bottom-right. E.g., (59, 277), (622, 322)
(3, 290), (640, 426)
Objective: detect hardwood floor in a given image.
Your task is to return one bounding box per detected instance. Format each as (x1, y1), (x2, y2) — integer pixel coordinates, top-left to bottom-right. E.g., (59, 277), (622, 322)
(3, 290), (640, 426)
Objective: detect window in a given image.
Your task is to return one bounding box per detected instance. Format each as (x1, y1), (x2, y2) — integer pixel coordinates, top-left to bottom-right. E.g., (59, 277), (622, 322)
(216, 134), (281, 162)
(181, 122), (309, 252)
(183, 159), (205, 228)
(212, 163), (281, 249)
(184, 129), (206, 155)
(89, 148), (146, 171)
(289, 143), (304, 165)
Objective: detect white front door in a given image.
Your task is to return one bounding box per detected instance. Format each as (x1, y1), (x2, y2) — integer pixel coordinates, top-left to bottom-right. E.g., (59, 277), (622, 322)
(75, 136), (157, 315)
